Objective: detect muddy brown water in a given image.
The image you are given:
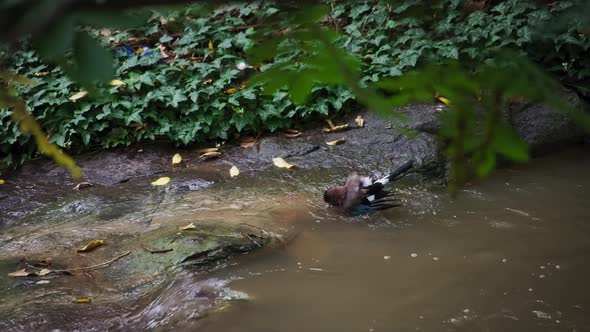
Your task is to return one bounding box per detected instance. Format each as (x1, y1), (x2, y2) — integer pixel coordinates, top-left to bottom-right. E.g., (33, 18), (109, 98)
(2, 148), (590, 331)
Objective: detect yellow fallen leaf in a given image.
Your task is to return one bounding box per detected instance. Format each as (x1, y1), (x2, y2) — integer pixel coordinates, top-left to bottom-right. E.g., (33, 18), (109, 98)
(69, 91), (88, 101)
(272, 157), (297, 169)
(134, 47), (144, 56)
(208, 40), (214, 50)
(225, 87), (237, 94)
(196, 147), (219, 153)
(284, 129), (302, 138)
(355, 115), (365, 128)
(200, 151), (222, 159)
(326, 138), (346, 146)
(38, 269), (51, 276)
(180, 222), (196, 231)
(151, 177), (171, 186)
(322, 124), (349, 133)
(34, 72), (48, 77)
(36, 280), (50, 285)
(172, 153), (182, 166)
(73, 182), (92, 190)
(325, 119), (336, 129)
(230, 166), (240, 177)
(77, 239), (105, 253)
(73, 297), (92, 303)
(0, 179), (4, 185)
(436, 96), (452, 106)
(8, 269), (30, 277)
(110, 79), (125, 86)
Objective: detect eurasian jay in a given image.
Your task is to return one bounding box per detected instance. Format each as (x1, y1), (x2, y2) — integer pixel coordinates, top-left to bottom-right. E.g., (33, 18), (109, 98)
(323, 160), (414, 215)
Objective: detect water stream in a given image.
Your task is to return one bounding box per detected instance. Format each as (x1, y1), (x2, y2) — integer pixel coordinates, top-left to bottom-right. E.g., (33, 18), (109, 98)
(1, 148), (589, 331)
(161, 148), (590, 331)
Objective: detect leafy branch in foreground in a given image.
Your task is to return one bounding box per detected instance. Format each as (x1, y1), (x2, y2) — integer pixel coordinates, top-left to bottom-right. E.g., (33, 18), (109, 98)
(0, 72), (82, 178)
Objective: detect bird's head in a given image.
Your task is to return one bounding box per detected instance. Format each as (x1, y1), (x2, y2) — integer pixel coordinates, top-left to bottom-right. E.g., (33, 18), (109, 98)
(323, 186), (346, 206)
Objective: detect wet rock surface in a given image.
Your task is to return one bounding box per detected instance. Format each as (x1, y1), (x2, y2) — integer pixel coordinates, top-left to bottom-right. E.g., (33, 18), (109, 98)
(508, 90), (589, 153)
(0, 99), (588, 330)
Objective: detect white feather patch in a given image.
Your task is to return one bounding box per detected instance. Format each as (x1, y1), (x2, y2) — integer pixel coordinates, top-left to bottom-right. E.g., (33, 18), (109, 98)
(361, 176), (372, 187)
(375, 176), (389, 185)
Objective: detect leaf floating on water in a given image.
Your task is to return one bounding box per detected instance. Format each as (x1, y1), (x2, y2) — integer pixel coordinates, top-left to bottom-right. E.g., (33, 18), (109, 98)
(230, 166), (240, 177)
(326, 138), (346, 146)
(73, 182), (93, 190)
(272, 158), (297, 169)
(284, 129), (302, 138)
(322, 124), (349, 133)
(73, 297), (92, 303)
(8, 269), (30, 277)
(239, 137), (256, 148)
(196, 147), (219, 153)
(69, 91), (88, 101)
(180, 222), (196, 231)
(77, 239), (105, 253)
(435, 96), (452, 106)
(172, 153), (182, 166)
(110, 79), (125, 86)
(200, 151), (222, 159)
(355, 115), (365, 128)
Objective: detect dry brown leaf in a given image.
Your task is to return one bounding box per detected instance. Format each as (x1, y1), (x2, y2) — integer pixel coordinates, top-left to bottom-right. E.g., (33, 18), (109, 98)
(151, 177), (171, 186)
(8, 269), (30, 277)
(180, 223), (196, 231)
(172, 153), (182, 166)
(322, 124), (349, 133)
(272, 157), (297, 169)
(230, 166), (240, 177)
(100, 28), (111, 36)
(284, 129), (302, 138)
(326, 138), (346, 146)
(77, 239), (105, 253)
(73, 182), (93, 190)
(196, 147), (219, 153)
(69, 91), (88, 101)
(200, 151), (222, 159)
(73, 297), (92, 303)
(239, 137), (256, 148)
(355, 115), (365, 128)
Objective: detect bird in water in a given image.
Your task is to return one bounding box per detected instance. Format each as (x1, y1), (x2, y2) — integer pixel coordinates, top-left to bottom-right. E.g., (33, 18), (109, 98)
(323, 160), (414, 215)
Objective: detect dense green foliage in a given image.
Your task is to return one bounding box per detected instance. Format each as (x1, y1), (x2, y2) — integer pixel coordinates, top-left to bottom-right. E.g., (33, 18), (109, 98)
(1, 0), (589, 172)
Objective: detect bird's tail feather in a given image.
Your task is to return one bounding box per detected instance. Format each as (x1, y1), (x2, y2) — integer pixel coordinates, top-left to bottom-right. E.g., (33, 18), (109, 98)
(386, 160), (414, 182)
